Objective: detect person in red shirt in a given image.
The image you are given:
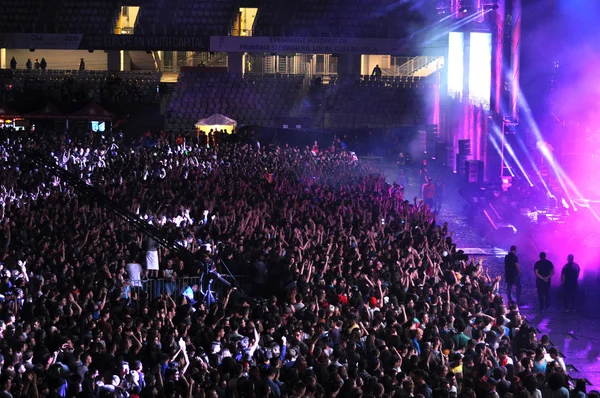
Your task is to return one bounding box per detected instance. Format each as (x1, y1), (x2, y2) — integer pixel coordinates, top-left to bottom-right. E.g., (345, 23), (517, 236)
(422, 177), (435, 209)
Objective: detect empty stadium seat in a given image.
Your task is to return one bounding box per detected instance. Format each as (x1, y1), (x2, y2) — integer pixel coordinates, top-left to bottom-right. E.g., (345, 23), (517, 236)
(0, 69), (162, 104)
(166, 71), (304, 130)
(253, 0), (426, 38)
(0, 0), (120, 33)
(314, 76), (432, 128)
(136, 0), (237, 36)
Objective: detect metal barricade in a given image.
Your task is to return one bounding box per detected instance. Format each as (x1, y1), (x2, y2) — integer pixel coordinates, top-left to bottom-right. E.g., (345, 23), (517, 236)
(128, 277), (202, 300)
(127, 275), (253, 301)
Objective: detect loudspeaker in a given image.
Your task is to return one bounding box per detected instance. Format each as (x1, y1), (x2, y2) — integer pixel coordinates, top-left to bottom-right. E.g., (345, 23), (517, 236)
(458, 139), (471, 155)
(446, 146), (455, 170)
(425, 124), (439, 135)
(466, 160), (484, 184)
(435, 142), (446, 162)
(456, 154), (468, 175)
(419, 130), (427, 153)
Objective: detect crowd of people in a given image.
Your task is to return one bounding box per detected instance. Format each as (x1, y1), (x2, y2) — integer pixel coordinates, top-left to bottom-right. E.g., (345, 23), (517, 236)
(0, 126), (595, 398)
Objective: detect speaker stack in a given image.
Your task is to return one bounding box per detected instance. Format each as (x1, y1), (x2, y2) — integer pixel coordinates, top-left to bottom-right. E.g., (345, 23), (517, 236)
(456, 139), (470, 175)
(466, 160), (484, 184)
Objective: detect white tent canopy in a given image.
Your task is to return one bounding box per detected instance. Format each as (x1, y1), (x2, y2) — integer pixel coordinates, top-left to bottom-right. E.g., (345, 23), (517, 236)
(194, 114), (237, 133)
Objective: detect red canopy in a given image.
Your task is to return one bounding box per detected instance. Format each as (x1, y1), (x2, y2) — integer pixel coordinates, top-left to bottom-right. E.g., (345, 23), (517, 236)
(0, 103), (19, 118)
(68, 102), (114, 121)
(27, 103), (65, 120)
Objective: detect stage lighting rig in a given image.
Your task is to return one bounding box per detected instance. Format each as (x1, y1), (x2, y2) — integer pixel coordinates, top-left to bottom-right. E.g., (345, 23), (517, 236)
(459, 0), (475, 13)
(436, 0), (451, 14)
(483, 0), (500, 10)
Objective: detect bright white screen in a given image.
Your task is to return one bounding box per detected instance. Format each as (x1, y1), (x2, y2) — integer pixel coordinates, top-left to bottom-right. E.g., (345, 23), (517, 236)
(91, 121), (106, 132)
(468, 32), (492, 110)
(448, 32), (464, 100)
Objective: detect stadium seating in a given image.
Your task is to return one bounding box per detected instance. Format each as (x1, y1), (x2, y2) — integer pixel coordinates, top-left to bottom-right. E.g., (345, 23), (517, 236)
(0, 0), (120, 33)
(166, 72), (304, 131)
(316, 76), (432, 128)
(166, 70), (433, 131)
(0, 0), (44, 32)
(136, 0), (238, 36)
(253, 0), (427, 38)
(0, 69), (161, 104)
(54, 0), (120, 34)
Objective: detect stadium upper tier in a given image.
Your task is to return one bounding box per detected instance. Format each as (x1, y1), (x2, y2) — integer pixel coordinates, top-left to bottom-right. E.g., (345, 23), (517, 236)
(0, 0), (427, 38)
(0, 0), (120, 33)
(252, 0), (428, 38)
(135, 0), (239, 36)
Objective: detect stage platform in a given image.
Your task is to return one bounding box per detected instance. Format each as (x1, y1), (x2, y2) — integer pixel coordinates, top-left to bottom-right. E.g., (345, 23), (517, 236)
(459, 247), (508, 257)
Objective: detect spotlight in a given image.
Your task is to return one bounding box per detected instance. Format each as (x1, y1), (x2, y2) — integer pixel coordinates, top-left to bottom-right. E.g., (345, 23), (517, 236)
(460, 7), (469, 12)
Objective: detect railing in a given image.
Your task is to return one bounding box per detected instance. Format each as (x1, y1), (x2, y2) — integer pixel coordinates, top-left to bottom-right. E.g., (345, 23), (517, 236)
(397, 56), (437, 76)
(127, 274), (253, 301)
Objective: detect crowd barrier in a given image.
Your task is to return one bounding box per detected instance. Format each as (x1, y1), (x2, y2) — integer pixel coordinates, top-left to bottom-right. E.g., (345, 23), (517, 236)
(127, 274), (253, 301)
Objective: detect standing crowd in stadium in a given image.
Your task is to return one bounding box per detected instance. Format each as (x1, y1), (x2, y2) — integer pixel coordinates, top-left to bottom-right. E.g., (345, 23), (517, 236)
(0, 127), (592, 398)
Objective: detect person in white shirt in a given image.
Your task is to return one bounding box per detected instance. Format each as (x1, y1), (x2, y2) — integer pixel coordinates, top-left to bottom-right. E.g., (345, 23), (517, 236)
(145, 237), (160, 278)
(126, 261), (143, 288)
(548, 347), (567, 372)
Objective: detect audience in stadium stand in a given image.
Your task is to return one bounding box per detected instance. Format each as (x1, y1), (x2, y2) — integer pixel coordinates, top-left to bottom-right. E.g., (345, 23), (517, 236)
(0, 126), (594, 398)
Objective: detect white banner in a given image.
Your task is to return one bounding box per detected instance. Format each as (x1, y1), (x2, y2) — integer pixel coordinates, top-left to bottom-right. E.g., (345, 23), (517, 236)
(210, 36), (408, 55)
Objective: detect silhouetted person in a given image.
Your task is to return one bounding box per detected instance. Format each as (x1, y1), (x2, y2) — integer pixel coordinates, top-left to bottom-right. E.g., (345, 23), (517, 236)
(26, 58), (32, 70)
(505, 245), (522, 305)
(419, 159), (429, 182)
(79, 58), (85, 71)
(34, 59), (40, 69)
(434, 175), (445, 212)
(534, 252), (554, 311)
(40, 58), (47, 70)
(561, 254), (580, 312)
(371, 64), (382, 79)
(10, 57), (16, 70)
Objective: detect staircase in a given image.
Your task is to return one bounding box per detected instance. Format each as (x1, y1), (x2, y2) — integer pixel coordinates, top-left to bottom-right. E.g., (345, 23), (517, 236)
(129, 51), (158, 71)
(398, 56), (444, 77)
(152, 51), (162, 72)
(277, 56), (289, 74)
(205, 53), (228, 68)
(263, 56), (275, 74)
